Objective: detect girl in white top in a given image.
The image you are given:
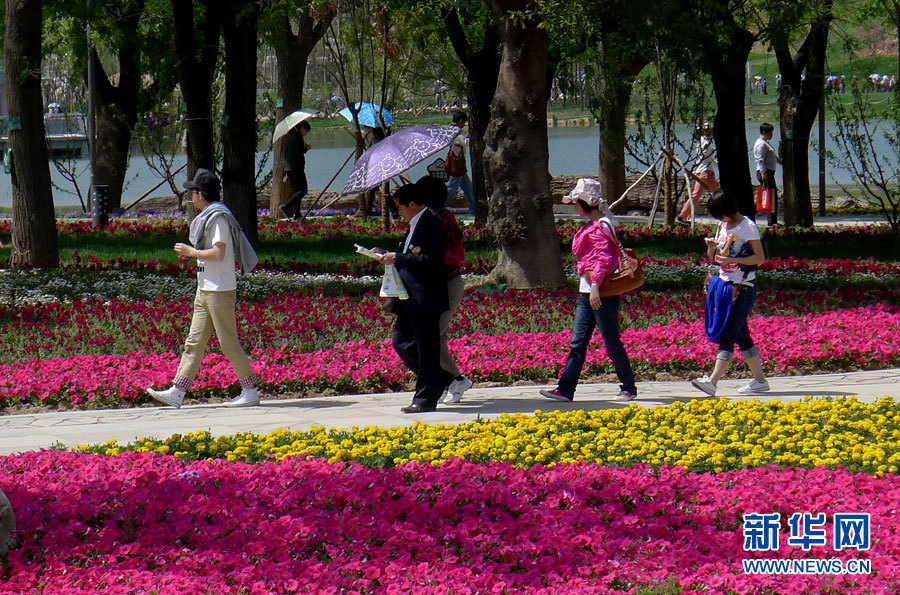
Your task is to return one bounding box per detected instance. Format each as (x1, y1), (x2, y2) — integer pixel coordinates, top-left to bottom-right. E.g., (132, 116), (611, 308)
(691, 191), (770, 398)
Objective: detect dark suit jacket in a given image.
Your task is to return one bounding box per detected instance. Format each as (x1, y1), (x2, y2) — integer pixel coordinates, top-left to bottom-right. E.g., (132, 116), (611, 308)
(394, 209), (448, 319)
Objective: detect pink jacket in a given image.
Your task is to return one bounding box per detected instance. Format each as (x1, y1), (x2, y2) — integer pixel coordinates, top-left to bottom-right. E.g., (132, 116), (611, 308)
(572, 220), (619, 286)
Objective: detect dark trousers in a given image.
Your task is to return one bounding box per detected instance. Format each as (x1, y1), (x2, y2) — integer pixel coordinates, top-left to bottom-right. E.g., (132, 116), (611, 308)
(283, 170), (308, 217)
(392, 311), (452, 407)
(756, 169), (778, 225)
(558, 294), (637, 397)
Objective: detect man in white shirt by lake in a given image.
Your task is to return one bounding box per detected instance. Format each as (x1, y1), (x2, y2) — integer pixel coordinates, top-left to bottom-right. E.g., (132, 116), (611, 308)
(753, 122), (781, 225)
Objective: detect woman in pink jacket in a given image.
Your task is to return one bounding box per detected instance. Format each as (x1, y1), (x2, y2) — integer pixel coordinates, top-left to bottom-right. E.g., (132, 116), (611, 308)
(541, 179), (638, 402)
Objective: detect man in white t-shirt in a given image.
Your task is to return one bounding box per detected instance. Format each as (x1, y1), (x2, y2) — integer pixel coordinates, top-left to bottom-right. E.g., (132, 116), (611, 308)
(147, 169), (260, 408)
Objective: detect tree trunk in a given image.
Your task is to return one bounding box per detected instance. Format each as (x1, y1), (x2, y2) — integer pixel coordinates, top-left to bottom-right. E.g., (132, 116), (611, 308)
(87, 1), (146, 211)
(221, 1), (259, 245)
(5, 0), (58, 267)
(172, 0), (220, 183)
(271, 9), (333, 214)
(483, 0), (564, 288)
(703, 27), (756, 219)
(443, 8), (500, 224)
(773, 1), (832, 227)
(597, 57), (649, 211)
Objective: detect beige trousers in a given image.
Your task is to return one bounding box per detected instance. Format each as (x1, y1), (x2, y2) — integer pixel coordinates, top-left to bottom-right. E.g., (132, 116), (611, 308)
(438, 275), (465, 377)
(173, 289), (255, 390)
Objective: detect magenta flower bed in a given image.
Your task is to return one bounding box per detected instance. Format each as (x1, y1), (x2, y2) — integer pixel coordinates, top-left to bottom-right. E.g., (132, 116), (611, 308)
(1, 451), (895, 593)
(1, 304), (897, 404)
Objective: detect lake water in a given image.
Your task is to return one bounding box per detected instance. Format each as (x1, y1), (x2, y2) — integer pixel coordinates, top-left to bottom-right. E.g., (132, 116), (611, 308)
(0, 122), (877, 208)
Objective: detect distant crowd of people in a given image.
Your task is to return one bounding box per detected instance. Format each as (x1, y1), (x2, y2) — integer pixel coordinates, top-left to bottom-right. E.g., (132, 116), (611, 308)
(752, 73), (897, 96)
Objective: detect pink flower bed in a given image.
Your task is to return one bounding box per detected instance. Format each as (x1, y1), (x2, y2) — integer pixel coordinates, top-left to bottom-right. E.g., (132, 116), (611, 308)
(4, 287), (891, 361)
(1, 451), (895, 593)
(1, 305), (897, 404)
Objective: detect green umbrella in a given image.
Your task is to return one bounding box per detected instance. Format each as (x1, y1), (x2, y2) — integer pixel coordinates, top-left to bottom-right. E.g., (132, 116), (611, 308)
(272, 110), (316, 143)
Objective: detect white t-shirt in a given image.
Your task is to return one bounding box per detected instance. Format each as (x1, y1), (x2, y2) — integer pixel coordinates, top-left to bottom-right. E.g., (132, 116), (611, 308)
(715, 217), (761, 285)
(197, 216), (236, 291)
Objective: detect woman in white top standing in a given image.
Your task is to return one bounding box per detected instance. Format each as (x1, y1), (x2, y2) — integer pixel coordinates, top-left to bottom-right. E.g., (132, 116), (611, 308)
(691, 191), (770, 397)
(147, 169), (260, 408)
(677, 122), (718, 226)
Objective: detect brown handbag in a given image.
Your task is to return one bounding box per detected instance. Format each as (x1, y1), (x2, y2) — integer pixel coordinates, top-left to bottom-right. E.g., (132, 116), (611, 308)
(591, 221), (645, 297)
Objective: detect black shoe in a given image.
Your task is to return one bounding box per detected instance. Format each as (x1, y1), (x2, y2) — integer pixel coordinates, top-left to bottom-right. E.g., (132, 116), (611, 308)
(675, 217), (689, 227)
(401, 403), (437, 413)
(279, 204), (291, 219)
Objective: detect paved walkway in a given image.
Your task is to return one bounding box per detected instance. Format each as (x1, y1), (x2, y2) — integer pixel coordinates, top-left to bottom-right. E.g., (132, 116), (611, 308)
(2, 369), (898, 455)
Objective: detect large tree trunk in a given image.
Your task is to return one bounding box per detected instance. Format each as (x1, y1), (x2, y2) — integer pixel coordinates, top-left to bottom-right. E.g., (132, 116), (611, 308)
(597, 58), (649, 211)
(172, 0), (220, 183)
(483, 0), (564, 288)
(773, 0), (832, 228)
(270, 9), (333, 214)
(702, 25), (756, 219)
(5, 0), (58, 267)
(221, 1), (260, 245)
(443, 8), (500, 224)
(88, 1), (146, 211)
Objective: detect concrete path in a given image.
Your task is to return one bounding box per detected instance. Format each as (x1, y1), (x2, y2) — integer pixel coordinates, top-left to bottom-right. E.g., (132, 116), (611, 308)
(2, 369), (897, 455)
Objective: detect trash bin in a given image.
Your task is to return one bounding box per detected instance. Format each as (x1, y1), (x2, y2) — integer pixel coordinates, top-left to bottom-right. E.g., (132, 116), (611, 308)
(92, 184), (109, 228)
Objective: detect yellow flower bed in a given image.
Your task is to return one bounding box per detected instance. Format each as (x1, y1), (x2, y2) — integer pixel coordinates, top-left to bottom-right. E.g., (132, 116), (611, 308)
(80, 396), (900, 474)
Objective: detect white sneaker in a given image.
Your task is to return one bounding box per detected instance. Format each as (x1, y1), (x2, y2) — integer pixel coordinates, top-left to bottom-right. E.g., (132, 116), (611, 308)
(147, 386), (185, 408)
(739, 379), (770, 394)
(443, 376), (473, 404)
(691, 376), (717, 397)
(225, 388), (259, 407)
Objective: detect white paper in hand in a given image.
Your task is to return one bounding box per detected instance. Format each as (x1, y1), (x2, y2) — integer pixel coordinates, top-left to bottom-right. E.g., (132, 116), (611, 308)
(380, 264), (409, 300)
(354, 243), (383, 260)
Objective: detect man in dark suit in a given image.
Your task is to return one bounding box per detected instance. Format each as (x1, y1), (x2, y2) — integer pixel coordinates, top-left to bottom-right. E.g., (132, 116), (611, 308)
(378, 185), (450, 413)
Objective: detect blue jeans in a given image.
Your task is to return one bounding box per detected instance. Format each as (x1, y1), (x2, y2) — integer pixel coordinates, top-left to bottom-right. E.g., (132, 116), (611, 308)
(446, 174), (474, 213)
(717, 284), (758, 361)
(558, 294), (636, 397)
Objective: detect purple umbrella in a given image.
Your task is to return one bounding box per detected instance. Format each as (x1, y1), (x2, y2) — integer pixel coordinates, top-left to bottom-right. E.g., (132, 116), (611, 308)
(342, 125), (460, 195)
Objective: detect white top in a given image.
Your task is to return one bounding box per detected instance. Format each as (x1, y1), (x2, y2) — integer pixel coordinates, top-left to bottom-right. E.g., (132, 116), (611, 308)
(403, 208), (426, 253)
(753, 136), (777, 172)
(693, 135), (717, 175)
(197, 216), (236, 291)
(715, 217), (761, 285)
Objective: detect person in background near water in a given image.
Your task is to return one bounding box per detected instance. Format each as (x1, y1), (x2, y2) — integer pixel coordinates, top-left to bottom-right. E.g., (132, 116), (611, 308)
(753, 122), (781, 225)
(416, 175), (473, 404)
(541, 178), (638, 403)
(677, 122), (718, 226)
(376, 185), (450, 413)
(358, 124), (392, 218)
(691, 190), (769, 397)
(147, 168), (260, 408)
(279, 120), (311, 220)
(445, 111), (475, 214)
